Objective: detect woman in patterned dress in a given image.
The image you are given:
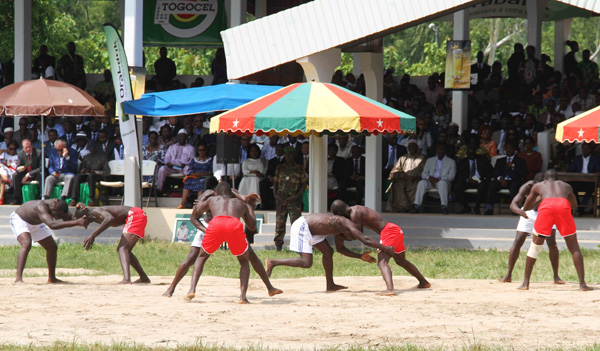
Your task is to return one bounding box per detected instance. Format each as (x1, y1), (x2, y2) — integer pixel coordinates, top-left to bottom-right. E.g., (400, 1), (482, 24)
(177, 143), (213, 209)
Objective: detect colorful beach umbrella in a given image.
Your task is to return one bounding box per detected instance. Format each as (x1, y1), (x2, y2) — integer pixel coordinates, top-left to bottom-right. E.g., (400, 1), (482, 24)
(556, 105), (600, 142)
(209, 82), (416, 136)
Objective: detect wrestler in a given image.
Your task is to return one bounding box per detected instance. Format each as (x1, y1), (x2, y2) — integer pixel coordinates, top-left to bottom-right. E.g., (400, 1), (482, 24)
(265, 213), (394, 292)
(499, 173), (563, 284)
(74, 204), (150, 284)
(163, 189), (282, 299)
(519, 169), (592, 291)
(185, 182), (260, 304)
(12, 199), (88, 283)
(331, 200), (430, 295)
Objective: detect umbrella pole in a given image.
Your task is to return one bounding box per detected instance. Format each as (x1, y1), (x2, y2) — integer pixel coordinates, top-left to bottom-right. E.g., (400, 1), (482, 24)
(41, 115), (45, 199)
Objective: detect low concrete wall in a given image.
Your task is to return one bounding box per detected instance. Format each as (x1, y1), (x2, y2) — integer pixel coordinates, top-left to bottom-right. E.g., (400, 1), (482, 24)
(144, 208), (192, 241)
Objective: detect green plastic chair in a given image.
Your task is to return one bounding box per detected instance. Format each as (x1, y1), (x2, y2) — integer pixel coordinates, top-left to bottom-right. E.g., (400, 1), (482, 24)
(22, 183), (40, 203)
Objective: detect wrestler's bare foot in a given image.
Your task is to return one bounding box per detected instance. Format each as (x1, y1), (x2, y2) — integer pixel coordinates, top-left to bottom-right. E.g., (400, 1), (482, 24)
(554, 277), (565, 284)
(133, 278), (151, 284)
(183, 292), (195, 302)
(117, 280), (132, 284)
(47, 278), (67, 284)
(14, 279), (25, 284)
(162, 290), (173, 297)
(376, 290), (397, 296)
(265, 259), (273, 277)
(498, 276), (512, 283)
(580, 284), (593, 291)
(238, 298), (250, 304)
(268, 288), (283, 296)
(326, 284), (348, 292)
(517, 283), (529, 290)
(412, 282), (431, 289)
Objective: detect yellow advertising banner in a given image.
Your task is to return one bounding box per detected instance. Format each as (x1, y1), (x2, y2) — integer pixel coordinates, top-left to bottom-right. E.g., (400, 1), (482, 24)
(444, 40), (471, 90)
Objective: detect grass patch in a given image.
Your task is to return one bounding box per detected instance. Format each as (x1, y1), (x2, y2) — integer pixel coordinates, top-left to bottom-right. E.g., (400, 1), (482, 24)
(0, 241), (599, 283)
(2, 341), (600, 351)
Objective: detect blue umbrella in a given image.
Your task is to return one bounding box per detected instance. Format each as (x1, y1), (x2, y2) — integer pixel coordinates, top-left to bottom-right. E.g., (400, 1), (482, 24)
(122, 83), (282, 117)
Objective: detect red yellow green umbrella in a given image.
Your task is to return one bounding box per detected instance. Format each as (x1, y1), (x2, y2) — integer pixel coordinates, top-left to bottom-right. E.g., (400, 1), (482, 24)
(556, 105), (600, 142)
(209, 82), (416, 136)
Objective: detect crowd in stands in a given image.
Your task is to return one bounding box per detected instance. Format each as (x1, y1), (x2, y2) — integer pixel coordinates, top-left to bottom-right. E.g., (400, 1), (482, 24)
(1, 40), (600, 216)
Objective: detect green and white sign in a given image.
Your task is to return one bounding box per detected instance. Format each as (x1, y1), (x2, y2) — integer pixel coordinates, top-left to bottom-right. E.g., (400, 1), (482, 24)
(143, 0), (227, 47)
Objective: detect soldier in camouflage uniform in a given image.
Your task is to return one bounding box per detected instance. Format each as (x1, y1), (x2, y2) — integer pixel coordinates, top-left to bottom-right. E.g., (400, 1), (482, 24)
(273, 146), (308, 251)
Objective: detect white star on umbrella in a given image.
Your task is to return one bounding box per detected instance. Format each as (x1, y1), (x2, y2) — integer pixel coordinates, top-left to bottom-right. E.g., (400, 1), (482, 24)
(376, 119), (384, 128)
(233, 119), (239, 128)
(578, 128), (585, 138)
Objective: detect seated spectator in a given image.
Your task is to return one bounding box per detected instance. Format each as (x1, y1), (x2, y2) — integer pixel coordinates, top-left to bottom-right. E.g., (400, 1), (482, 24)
(99, 115), (115, 139)
(237, 144), (265, 206)
(567, 141), (600, 215)
(261, 135), (279, 161)
(423, 75), (442, 105)
(183, 124), (200, 149)
(475, 80), (500, 106)
(43, 117), (65, 141)
(44, 129), (59, 156)
(44, 139), (77, 201)
(259, 144), (285, 210)
(479, 125), (498, 157)
(432, 101), (450, 131)
(70, 142), (109, 206)
(97, 130), (116, 161)
(484, 142), (526, 215)
(159, 124), (175, 148)
(156, 129), (195, 194)
(327, 143), (345, 192)
(385, 140), (425, 213)
(492, 117), (510, 155)
(336, 135), (352, 159)
(87, 118), (100, 143)
(62, 120), (76, 147)
(455, 145), (493, 215)
(461, 118), (481, 143)
(410, 143), (456, 215)
(537, 98), (557, 128)
(403, 117), (432, 155)
(342, 145), (365, 205)
(0, 127), (14, 152)
(73, 131), (90, 159)
(177, 143), (213, 209)
(570, 87), (595, 112)
(447, 122), (462, 150)
(296, 141), (309, 174)
(13, 139), (42, 204)
(0, 140), (19, 205)
(93, 69), (115, 106)
(455, 134), (489, 160)
(212, 156), (241, 185)
(382, 133), (406, 180)
(518, 136), (542, 182)
(28, 129), (42, 150)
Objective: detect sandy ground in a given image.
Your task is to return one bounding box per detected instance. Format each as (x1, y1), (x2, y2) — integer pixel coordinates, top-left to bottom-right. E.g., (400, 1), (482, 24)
(1, 272), (600, 350)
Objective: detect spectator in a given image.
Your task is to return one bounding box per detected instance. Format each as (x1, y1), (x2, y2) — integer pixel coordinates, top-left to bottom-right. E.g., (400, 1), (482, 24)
(326, 143), (345, 194)
(411, 143), (456, 215)
(159, 124), (175, 148)
(578, 49), (598, 88)
(44, 129), (59, 156)
(13, 139), (42, 204)
(177, 143), (213, 209)
(570, 87), (595, 112)
(154, 47), (177, 89)
(519, 45), (539, 91)
(479, 125), (498, 157)
(62, 120), (76, 147)
(93, 70), (115, 106)
(484, 142), (526, 215)
(239, 135), (252, 163)
(385, 140), (425, 213)
(99, 115), (115, 139)
(518, 136), (542, 182)
(73, 116), (89, 134)
(492, 117), (510, 155)
(0, 127), (14, 152)
(44, 139), (77, 201)
(335, 135), (352, 159)
(183, 124), (200, 149)
(0, 140), (19, 205)
(343, 145), (366, 205)
(471, 51), (491, 90)
(423, 75), (442, 105)
(382, 133), (406, 180)
(32, 44), (56, 79)
(455, 144), (493, 215)
(261, 135), (279, 161)
(156, 129), (195, 194)
(56, 41), (86, 89)
(507, 43), (525, 89)
(238, 144), (265, 205)
(70, 141), (110, 206)
(28, 129), (42, 150)
(97, 130), (116, 161)
(211, 47), (227, 85)
(13, 118), (29, 145)
(564, 40), (580, 79)
(297, 141), (309, 174)
(567, 141), (600, 215)
(259, 144), (285, 210)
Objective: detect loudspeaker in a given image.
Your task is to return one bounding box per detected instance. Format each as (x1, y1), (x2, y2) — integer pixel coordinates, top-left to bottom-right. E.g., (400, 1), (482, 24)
(216, 133), (240, 164)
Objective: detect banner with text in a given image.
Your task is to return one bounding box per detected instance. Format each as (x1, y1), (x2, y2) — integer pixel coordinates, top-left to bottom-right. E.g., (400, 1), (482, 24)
(444, 40), (471, 90)
(143, 0), (227, 47)
(103, 24), (140, 161)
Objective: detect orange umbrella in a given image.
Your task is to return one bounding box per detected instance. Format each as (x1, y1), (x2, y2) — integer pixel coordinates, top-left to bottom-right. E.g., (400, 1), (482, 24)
(0, 78), (105, 117)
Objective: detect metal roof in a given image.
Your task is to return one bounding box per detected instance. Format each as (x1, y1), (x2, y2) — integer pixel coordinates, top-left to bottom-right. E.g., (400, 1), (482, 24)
(221, 0), (478, 79)
(222, 0), (600, 80)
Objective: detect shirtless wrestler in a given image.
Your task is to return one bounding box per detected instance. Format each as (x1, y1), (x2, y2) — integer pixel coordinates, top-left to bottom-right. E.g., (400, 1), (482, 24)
(11, 199), (87, 283)
(331, 200), (430, 295)
(519, 169), (592, 291)
(74, 204), (151, 284)
(265, 213), (395, 292)
(499, 172), (563, 284)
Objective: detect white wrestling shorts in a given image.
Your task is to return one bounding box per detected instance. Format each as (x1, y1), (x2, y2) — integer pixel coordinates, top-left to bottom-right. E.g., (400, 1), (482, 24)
(10, 211), (53, 243)
(191, 219), (208, 248)
(289, 217), (326, 254)
(516, 209), (558, 234)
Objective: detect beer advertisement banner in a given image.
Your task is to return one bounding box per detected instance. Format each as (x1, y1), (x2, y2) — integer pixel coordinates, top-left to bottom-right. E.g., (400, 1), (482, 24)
(444, 40), (471, 90)
(103, 24), (140, 161)
(143, 0), (227, 47)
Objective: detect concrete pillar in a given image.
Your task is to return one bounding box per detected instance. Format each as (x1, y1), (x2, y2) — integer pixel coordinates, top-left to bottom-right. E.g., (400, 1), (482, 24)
(352, 53), (361, 77)
(14, 0), (32, 83)
(554, 19), (572, 76)
(255, 0), (267, 18)
(228, 0), (247, 28)
(297, 49), (341, 213)
(452, 9), (469, 131)
(527, 0), (548, 59)
(122, 0), (144, 208)
(360, 52), (384, 212)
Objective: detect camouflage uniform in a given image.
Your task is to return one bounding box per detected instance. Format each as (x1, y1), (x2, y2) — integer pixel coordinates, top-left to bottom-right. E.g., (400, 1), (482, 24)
(273, 161), (307, 247)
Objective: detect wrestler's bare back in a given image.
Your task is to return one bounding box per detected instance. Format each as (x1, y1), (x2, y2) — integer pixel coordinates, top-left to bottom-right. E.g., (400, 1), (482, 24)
(90, 206), (132, 226)
(303, 213), (354, 239)
(532, 180), (574, 200)
(15, 200), (63, 225)
(348, 206), (387, 233)
(203, 196), (248, 219)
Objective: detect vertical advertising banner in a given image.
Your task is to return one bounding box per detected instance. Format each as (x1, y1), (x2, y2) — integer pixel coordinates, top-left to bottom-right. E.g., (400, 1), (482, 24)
(143, 0), (227, 47)
(103, 24), (140, 161)
(444, 40), (471, 90)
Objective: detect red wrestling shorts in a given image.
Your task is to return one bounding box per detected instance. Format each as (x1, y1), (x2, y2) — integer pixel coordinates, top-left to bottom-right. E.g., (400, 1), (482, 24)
(123, 207), (147, 238)
(201, 216), (248, 256)
(379, 222), (406, 254)
(534, 197), (576, 237)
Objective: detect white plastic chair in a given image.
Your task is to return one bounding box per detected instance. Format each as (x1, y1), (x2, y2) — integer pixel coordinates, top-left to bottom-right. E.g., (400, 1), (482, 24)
(99, 160), (125, 205)
(141, 160), (158, 207)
